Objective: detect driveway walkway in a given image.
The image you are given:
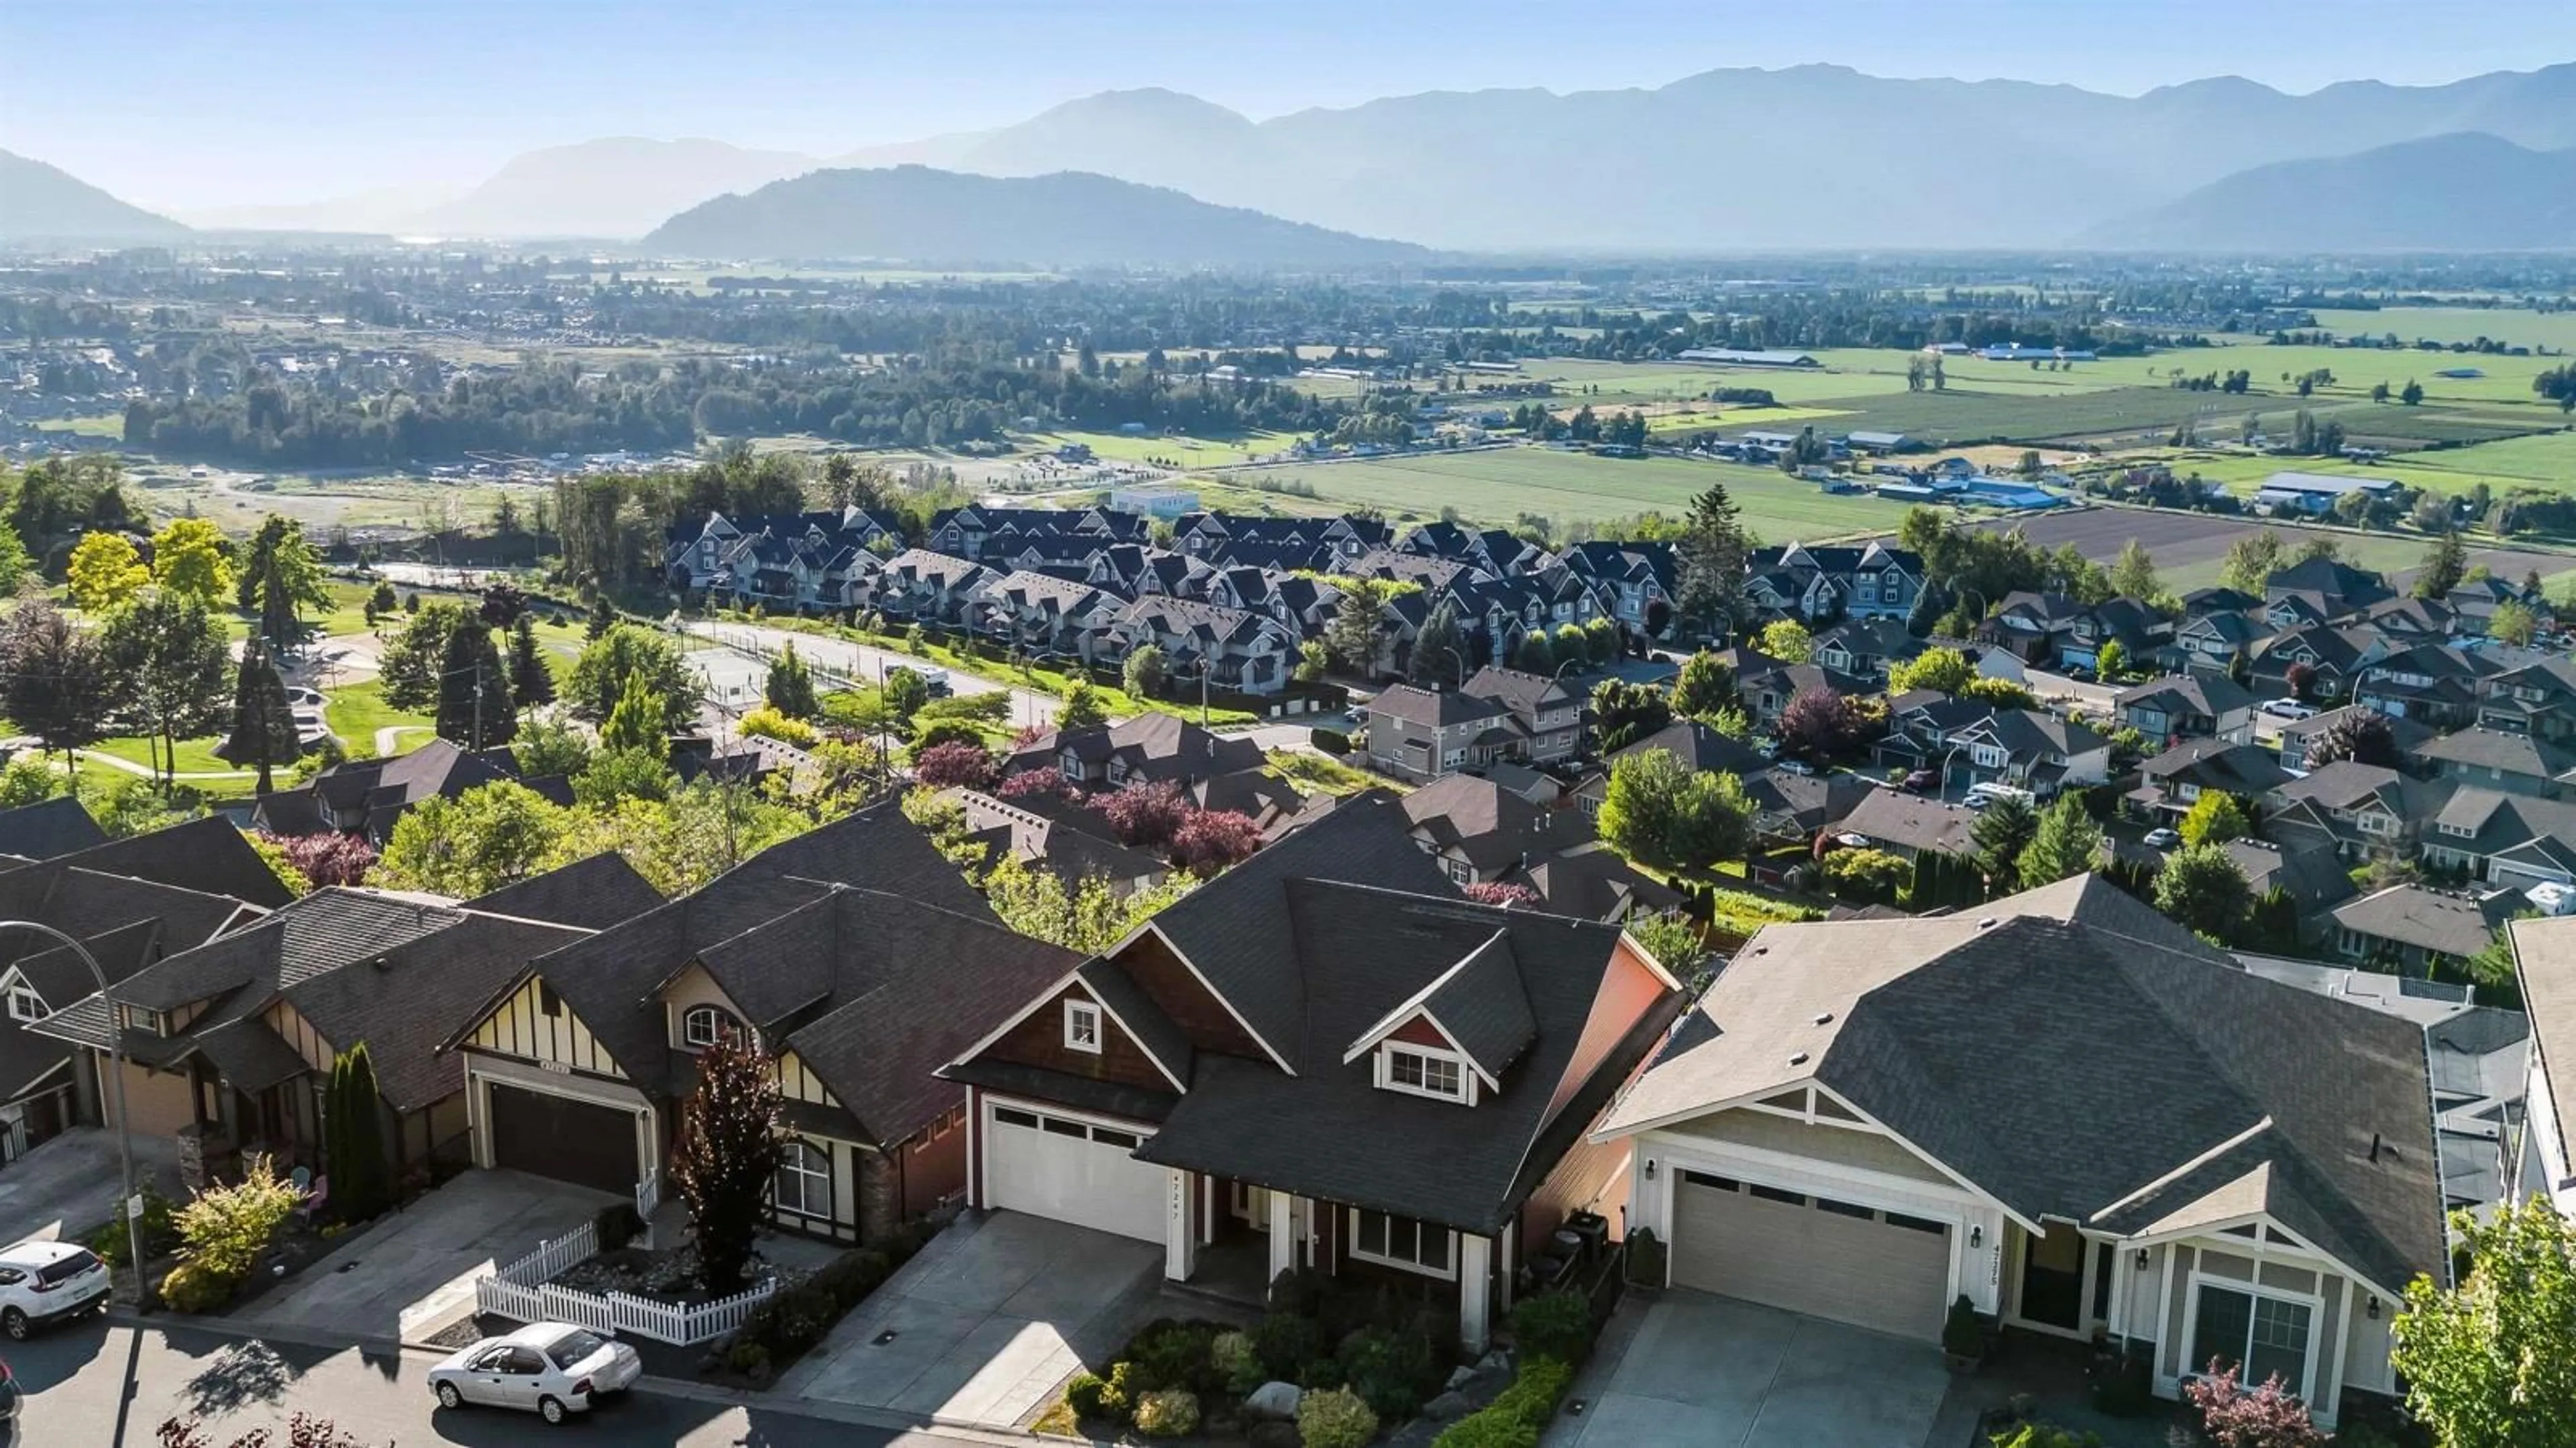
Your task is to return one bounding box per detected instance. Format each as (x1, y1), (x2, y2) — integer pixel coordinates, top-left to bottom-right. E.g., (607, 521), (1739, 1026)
(0, 1127), (182, 1246)
(1558, 1290), (1949, 1448)
(782, 1210), (1161, 1431)
(250, 1167), (616, 1345)
(684, 621), (1061, 731)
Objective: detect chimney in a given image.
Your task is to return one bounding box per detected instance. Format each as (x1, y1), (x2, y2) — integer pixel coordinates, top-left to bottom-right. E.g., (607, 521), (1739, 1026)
(2368, 1131), (2382, 1163)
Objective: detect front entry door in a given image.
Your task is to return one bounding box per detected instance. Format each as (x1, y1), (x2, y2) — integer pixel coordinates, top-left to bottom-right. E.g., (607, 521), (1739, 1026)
(2019, 1225), (2086, 1331)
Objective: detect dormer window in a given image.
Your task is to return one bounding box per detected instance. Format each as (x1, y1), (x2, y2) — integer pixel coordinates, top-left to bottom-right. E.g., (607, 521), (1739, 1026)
(683, 1005), (745, 1050)
(5, 982), (42, 1023)
(1380, 1043), (1469, 1103)
(1063, 999), (1102, 1054)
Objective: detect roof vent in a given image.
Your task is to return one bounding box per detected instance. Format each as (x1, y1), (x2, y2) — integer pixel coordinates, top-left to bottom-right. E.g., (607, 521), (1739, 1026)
(1787, 1051), (1811, 1067)
(1812, 1011), (1833, 1027)
(1976, 917), (1998, 930)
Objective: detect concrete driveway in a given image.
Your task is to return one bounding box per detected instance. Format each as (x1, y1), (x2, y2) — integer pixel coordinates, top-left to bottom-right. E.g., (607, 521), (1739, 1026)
(1561, 1291), (1950, 1448)
(781, 1210), (1162, 1431)
(250, 1167), (616, 1345)
(0, 1127), (182, 1246)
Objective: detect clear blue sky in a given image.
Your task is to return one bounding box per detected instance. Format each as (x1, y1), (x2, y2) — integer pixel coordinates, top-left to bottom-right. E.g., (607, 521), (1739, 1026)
(4, 0), (2569, 211)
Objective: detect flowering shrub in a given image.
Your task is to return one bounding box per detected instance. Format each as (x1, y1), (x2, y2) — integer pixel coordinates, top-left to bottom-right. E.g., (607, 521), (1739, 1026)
(911, 741), (998, 790)
(2182, 1361), (2328, 1448)
(1097, 780), (1189, 847)
(1169, 809), (1264, 876)
(997, 768), (1080, 800)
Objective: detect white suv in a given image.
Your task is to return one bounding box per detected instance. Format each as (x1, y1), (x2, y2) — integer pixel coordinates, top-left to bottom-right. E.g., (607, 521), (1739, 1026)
(0, 1241), (111, 1339)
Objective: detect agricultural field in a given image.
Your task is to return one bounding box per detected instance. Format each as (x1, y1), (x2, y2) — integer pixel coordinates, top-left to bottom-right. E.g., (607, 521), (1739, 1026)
(1213, 445), (1898, 538)
(1929, 503), (2576, 594)
(2151, 431), (2576, 499)
(2308, 307), (2576, 354)
(33, 413), (123, 438)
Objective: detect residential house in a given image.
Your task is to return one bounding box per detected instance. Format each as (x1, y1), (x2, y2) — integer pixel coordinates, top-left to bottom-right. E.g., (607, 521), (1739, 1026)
(945, 789), (1169, 897)
(444, 805), (1072, 1242)
(1458, 667), (1584, 768)
(1811, 618), (1923, 685)
(2474, 654), (2576, 741)
(1110, 596), (1297, 696)
(1572, 721), (1767, 820)
(1005, 714), (1269, 794)
(2130, 739), (2295, 824)
(2409, 727), (2576, 800)
(967, 572), (1130, 665)
(1560, 541), (1679, 639)
(0, 836), (261, 1165)
(1943, 709), (2110, 798)
(32, 856), (659, 1189)
(2352, 643), (2492, 729)
(1728, 650), (1869, 729)
(2275, 705), (2432, 774)
(1741, 769), (1876, 845)
(2507, 916), (2576, 1212)
(2167, 603), (2268, 675)
(2445, 575), (2546, 637)
(0, 797), (107, 862)
(2329, 885), (2522, 977)
(2263, 763), (2447, 862)
(2417, 788), (2576, 891)
(1743, 542), (1925, 623)
(940, 798), (1685, 1351)
(1363, 686), (1514, 784)
(1594, 874), (2445, 1428)
(2218, 840), (2356, 933)
(2356, 596), (2457, 645)
(2249, 625), (2376, 705)
(1829, 788), (1976, 863)
(251, 739), (569, 845)
(866, 550), (994, 626)
(665, 507), (904, 607)
(925, 505), (1144, 565)
(2265, 558), (2396, 625)
(2116, 673), (2256, 747)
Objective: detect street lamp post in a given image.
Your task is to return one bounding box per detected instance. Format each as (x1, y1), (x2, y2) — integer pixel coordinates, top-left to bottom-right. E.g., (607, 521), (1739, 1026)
(1, 920), (147, 1308)
(1440, 646), (1467, 689)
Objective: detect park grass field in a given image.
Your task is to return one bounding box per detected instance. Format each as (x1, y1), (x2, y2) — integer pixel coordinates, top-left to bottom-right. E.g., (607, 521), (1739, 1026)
(1214, 446), (1897, 537)
(1024, 427), (1299, 466)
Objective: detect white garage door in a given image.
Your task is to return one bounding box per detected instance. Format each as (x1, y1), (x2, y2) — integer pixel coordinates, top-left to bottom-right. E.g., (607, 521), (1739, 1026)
(983, 1100), (1167, 1243)
(1670, 1170), (1952, 1341)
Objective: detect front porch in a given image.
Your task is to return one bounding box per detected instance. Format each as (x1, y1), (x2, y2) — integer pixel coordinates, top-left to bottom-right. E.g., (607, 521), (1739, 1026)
(1159, 1172), (1505, 1351)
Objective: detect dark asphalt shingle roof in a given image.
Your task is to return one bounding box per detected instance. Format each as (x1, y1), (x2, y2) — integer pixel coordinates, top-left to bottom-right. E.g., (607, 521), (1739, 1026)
(288, 911), (590, 1111)
(1419, 932), (1538, 1082)
(466, 854), (663, 929)
(23, 817), (296, 908)
(1605, 874), (2446, 1295)
(0, 798), (106, 861)
(1135, 880), (1674, 1232)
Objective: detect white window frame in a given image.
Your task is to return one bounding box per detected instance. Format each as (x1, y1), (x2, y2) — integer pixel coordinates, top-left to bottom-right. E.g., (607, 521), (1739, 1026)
(2180, 1270), (2323, 1404)
(4, 982), (41, 1024)
(773, 1139), (831, 1219)
(1378, 1043), (1472, 1104)
(1442, 857), (1474, 886)
(1347, 1206), (1458, 1280)
(1063, 999), (1103, 1055)
(682, 1005), (742, 1050)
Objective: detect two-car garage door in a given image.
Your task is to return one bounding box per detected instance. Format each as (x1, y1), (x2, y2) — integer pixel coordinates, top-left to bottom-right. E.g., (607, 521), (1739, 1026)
(488, 1082), (641, 1195)
(983, 1100), (1166, 1243)
(1671, 1170), (1951, 1341)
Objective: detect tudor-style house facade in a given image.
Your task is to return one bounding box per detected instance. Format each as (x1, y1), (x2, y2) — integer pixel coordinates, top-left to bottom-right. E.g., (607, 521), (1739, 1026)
(941, 801), (1682, 1352)
(1744, 542), (1924, 623)
(442, 807), (1071, 1244)
(1595, 876), (2445, 1430)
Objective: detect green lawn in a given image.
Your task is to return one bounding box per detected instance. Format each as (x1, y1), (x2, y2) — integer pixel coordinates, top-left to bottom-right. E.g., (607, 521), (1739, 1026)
(2308, 307), (2576, 356)
(34, 413), (124, 439)
(1022, 428), (1301, 466)
(323, 679), (433, 759)
(85, 735), (254, 778)
(1214, 446), (1896, 537)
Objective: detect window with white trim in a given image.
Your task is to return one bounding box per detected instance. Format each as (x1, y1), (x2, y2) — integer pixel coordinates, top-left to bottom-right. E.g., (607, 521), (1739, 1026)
(5, 982), (42, 1023)
(1063, 999), (1103, 1054)
(773, 1140), (830, 1219)
(1380, 1043), (1468, 1103)
(1349, 1207), (1456, 1278)
(682, 1005), (743, 1050)
(2186, 1278), (2316, 1402)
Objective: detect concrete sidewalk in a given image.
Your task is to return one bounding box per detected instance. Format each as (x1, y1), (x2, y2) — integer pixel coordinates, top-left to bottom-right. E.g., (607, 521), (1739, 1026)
(781, 1210), (1163, 1431)
(0, 1127), (182, 1247)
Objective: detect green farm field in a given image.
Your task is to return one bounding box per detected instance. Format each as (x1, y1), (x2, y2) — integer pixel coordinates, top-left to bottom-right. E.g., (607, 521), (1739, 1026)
(2308, 307), (2576, 354)
(1215, 446), (1898, 537)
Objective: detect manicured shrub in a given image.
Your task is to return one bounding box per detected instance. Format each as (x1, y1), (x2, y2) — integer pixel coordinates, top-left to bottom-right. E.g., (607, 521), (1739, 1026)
(1432, 1357), (1572, 1448)
(594, 1202), (643, 1252)
(1213, 1329), (1264, 1396)
(726, 1341), (769, 1375)
(1942, 1294), (1984, 1359)
(1311, 727), (1350, 756)
(1102, 1361), (1142, 1420)
(1295, 1385), (1379, 1448)
(1506, 1290), (1595, 1365)
(1991, 1425), (2105, 1448)
(1065, 1371), (1112, 1419)
(1297, 1358), (1346, 1391)
(1339, 1323), (1438, 1418)
(1132, 1320), (1223, 1395)
(1133, 1389), (1202, 1438)
(90, 1184), (179, 1268)
(156, 1259), (234, 1314)
(1253, 1312), (1326, 1381)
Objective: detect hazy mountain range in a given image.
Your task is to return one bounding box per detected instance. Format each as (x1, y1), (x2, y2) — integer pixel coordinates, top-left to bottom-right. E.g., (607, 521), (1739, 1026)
(9, 61), (2576, 254)
(2090, 134), (2576, 251)
(0, 150), (191, 241)
(642, 165), (1427, 268)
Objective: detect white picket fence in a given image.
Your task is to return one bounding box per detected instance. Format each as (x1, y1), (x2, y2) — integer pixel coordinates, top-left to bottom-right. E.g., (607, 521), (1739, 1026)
(472, 1217), (780, 1346)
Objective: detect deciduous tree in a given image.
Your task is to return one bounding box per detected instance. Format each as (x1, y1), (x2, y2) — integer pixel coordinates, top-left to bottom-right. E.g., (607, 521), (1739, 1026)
(375, 782), (569, 896)
(2108, 539), (2161, 602)
(765, 643), (817, 717)
(1169, 809), (1263, 876)
(2153, 842), (2254, 942)
(1669, 650), (1737, 721)
(103, 593), (231, 788)
(1776, 685), (1858, 762)
(2178, 789), (2252, 847)
(378, 601), (473, 713)
(2392, 1195), (2576, 1448)
(2307, 709), (2398, 768)
(2218, 531), (2288, 597)
(910, 739), (997, 790)
(1887, 647), (1974, 696)
(2017, 794), (2105, 889)
(672, 1035), (783, 1297)
(1122, 643), (1169, 700)
(66, 531), (150, 613)
(1589, 677), (1671, 754)
(1, 599), (117, 766)
(150, 517), (234, 607)
(568, 623), (700, 730)
(1757, 619), (1813, 663)
(2490, 599), (2540, 648)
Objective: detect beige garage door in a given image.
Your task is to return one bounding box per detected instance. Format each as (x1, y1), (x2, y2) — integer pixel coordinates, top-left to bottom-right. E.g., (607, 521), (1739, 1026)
(1670, 1170), (1951, 1341)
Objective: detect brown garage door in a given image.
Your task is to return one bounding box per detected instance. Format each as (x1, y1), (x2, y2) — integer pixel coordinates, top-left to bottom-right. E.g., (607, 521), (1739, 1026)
(488, 1082), (639, 1194)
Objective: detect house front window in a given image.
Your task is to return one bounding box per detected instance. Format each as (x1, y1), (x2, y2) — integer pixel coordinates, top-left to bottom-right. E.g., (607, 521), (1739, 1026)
(1381, 1044), (1468, 1103)
(2186, 1279), (2316, 1402)
(683, 1005), (744, 1049)
(1063, 999), (1103, 1054)
(1443, 858), (1474, 886)
(773, 1139), (831, 1219)
(5, 983), (41, 1023)
(1349, 1207), (1456, 1279)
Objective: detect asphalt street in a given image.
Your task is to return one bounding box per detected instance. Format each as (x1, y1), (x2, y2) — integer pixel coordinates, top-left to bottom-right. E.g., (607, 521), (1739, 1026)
(6, 1316), (991, 1448)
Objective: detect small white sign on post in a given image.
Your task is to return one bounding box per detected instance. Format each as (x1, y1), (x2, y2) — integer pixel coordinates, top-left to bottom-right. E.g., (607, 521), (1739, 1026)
(127, 1192), (145, 1220)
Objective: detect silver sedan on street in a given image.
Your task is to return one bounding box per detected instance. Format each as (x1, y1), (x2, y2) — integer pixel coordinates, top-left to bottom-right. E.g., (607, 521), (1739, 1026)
(427, 1323), (641, 1424)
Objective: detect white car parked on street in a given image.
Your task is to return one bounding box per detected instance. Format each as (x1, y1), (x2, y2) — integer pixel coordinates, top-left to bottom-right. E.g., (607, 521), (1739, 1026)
(0, 1241), (111, 1339)
(427, 1323), (641, 1424)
